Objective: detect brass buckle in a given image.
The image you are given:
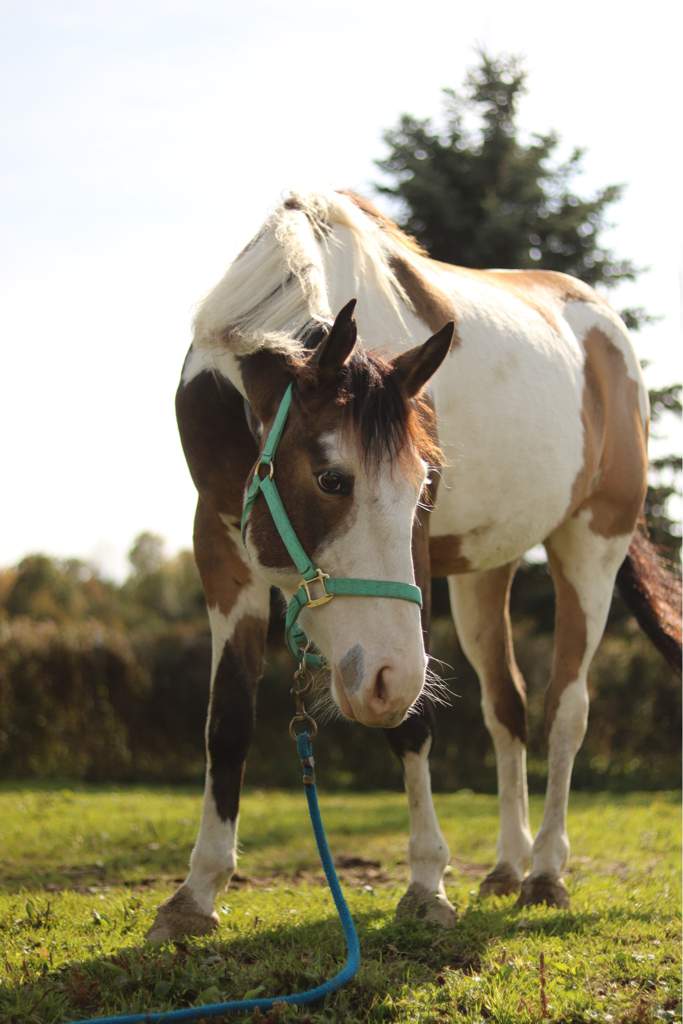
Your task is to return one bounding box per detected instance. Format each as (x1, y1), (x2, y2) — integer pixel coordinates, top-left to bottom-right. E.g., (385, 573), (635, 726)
(255, 457), (274, 482)
(301, 570), (333, 608)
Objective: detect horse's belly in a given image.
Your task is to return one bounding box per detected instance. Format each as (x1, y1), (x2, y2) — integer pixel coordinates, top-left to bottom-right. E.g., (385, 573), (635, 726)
(430, 487), (568, 573)
(429, 324), (585, 574)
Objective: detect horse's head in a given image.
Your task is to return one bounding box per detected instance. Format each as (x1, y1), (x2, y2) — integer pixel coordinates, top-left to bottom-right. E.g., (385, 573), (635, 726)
(240, 300), (452, 728)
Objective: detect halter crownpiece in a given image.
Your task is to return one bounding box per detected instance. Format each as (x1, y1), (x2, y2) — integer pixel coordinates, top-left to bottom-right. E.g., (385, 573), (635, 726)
(240, 382), (423, 670)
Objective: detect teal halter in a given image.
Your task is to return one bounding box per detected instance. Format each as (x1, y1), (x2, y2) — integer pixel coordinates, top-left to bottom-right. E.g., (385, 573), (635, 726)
(240, 382), (423, 670)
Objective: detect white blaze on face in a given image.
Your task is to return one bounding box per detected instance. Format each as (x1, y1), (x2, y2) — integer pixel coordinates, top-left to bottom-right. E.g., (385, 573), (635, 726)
(298, 431), (428, 728)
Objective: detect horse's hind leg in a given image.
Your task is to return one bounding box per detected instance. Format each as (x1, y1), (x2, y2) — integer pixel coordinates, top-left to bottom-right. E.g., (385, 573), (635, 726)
(519, 511), (632, 908)
(448, 564), (533, 896)
(147, 501), (270, 942)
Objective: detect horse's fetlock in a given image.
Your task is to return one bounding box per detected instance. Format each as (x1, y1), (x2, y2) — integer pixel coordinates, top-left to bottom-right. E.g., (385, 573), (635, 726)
(189, 844), (236, 886)
(409, 838), (449, 873)
(532, 827), (569, 874)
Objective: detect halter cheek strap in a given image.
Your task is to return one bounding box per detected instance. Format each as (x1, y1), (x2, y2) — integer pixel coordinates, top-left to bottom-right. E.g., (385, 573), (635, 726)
(240, 382), (422, 670)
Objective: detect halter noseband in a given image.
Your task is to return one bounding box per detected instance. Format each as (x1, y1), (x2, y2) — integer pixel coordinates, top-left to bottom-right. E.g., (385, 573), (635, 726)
(240, 382), (423, 671)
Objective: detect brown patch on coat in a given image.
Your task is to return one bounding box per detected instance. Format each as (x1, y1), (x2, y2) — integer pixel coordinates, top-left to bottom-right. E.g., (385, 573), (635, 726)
(483, 269), (596, 306)
(429, 534), (472, 576)
(390, 253), (460, 343)
(411, 430), (440, 639)
(176, 360), (260, 614)
(338, 193), (600, 338)
(541, 328), (646, 732)
(245, 381), (358, 571)
(543, 547), (588, 733)
(176, 358), (257, 516)
(463, 563), (527, 743)
(232, 613), (269, 679)
(463, 266), (562, 332)
(193, 500), (250, 615)
(338, 191), (459, 343)
(568, 327), (648, 538)
(338, 189), (427, 256)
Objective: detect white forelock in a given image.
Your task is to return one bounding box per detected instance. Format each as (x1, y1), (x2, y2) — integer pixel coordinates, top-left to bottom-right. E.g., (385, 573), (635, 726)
(191, 190), (412, 358)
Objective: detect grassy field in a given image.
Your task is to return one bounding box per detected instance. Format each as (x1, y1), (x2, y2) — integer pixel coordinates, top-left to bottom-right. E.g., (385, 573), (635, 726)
(0, 782), (680, 1024)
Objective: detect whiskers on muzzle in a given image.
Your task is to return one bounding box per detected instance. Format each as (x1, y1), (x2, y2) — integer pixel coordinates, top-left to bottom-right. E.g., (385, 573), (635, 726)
(405, 654), (455, 720)
(308, 671), (346, 725)
(308, 655), (455, 727)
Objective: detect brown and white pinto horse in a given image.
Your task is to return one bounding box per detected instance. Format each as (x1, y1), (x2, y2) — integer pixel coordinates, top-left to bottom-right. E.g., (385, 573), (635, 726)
(148, 190), (680, 941)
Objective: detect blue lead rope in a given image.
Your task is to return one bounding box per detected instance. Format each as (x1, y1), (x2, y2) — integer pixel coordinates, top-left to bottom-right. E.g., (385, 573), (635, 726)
(67, 731), (360, 1024)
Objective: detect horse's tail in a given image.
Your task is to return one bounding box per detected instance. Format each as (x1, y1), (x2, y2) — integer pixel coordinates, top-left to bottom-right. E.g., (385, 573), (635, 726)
(616, 521), (682, 670)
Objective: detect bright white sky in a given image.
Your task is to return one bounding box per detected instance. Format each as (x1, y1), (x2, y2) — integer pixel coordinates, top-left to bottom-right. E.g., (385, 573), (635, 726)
(2, 0), (680, 579)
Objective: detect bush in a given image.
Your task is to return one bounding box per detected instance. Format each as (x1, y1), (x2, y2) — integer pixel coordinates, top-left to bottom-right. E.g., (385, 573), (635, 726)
(0, 612), (679, 791)
(0, 618), (144, 779)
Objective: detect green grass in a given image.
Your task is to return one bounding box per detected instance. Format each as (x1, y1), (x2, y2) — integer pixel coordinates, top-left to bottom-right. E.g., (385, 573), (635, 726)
(0, 784), (680, 1024)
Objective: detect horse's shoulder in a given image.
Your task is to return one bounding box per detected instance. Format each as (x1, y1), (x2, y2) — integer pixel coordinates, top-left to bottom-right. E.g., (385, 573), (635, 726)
(176, 351), (256, 513)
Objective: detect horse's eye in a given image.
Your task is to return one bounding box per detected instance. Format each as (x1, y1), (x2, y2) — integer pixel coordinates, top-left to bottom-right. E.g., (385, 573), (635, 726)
(316, 470), (351, 496)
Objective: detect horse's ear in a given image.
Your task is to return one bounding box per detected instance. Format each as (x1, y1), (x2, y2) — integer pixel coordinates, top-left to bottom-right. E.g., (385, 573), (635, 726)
(313, 299), (358, 380)
(239, 349), (292, 425)
(391, 322), (454, 397)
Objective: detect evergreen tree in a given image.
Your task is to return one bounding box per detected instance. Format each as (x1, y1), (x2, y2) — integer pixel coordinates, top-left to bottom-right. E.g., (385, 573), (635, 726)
(375, 50), (680, 560)
(376, 51), (638, 290)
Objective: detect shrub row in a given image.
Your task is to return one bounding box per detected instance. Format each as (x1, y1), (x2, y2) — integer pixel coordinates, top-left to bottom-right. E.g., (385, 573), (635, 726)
(0, 615), (679, 790)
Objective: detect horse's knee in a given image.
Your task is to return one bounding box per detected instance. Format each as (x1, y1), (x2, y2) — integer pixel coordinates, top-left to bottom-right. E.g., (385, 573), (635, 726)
(545, 677), (589, 748)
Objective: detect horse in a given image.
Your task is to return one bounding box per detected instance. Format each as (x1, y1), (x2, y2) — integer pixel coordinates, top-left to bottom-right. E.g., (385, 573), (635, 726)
(147, 189), (680, 941)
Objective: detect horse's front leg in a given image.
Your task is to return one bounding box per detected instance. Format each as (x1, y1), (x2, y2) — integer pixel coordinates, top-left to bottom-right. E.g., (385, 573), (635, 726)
(386, 706), (456, 927)
(147, 501), (270, 942)
(384, 499), (456, 928)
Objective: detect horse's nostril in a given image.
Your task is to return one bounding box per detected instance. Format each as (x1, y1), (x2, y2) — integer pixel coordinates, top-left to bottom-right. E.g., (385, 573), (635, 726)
(373, 667), (390, 706)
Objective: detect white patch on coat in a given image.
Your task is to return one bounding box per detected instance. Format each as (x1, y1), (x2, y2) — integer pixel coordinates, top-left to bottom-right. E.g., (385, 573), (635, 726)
(181, 343), (247, 396)
(402, 739), (450, 893)
(426, 262), (586, 569)
(185, 772), (238, 916)
(486, 729), (533, 877)
(289, 431), (429, 725)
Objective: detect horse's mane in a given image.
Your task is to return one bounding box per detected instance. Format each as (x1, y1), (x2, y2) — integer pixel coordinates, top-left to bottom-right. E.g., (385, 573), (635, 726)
(192, 190), (421, 356)
(192, 190), (441, 471)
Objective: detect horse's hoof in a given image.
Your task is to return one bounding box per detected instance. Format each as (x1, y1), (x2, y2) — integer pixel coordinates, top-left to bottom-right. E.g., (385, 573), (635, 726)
(146, 886), (219, 943)
(396, 883), (457, 928)
(478, 862), (521, 898)
(516, 873), (570, 909)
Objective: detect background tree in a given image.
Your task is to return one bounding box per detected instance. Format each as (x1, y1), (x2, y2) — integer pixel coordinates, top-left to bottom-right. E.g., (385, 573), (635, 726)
(375, 49), (681, 563)
(122, 532), (205, 627)
(3, 554), (122, 625)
